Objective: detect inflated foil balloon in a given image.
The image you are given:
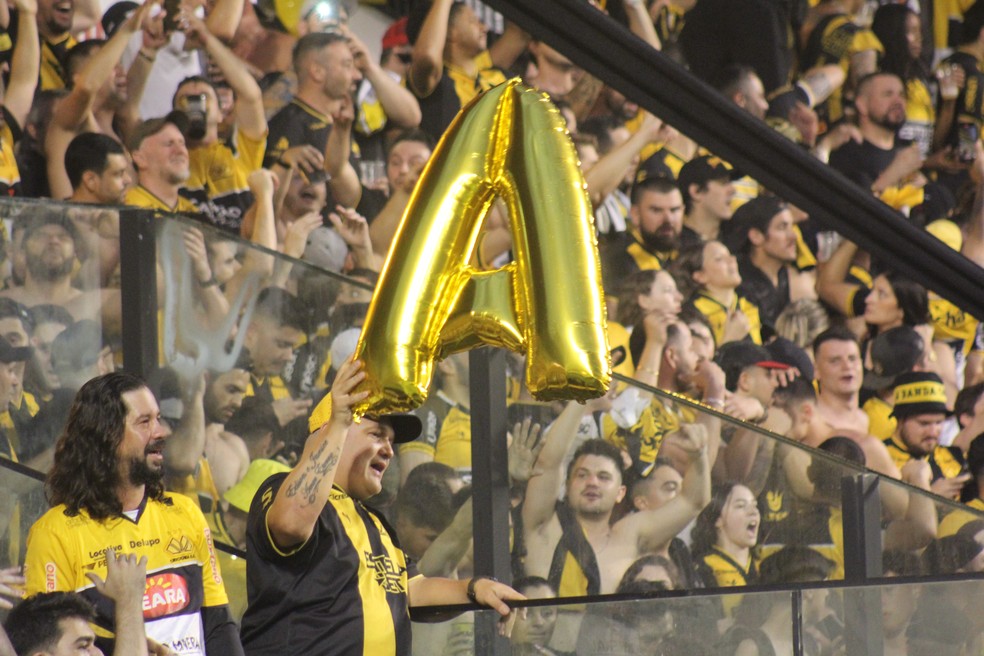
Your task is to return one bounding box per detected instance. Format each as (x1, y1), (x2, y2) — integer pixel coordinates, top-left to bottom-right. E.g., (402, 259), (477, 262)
(353, 78), (611, 415)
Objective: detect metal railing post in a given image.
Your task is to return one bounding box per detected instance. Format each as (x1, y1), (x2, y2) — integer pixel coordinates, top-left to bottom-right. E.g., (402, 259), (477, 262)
(118, 209), (158, 379)
(841, 473), (883, 656)
(469, 347), (512, 655)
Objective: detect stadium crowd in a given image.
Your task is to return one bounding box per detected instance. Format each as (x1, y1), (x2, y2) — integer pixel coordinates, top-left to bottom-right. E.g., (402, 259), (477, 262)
(2, 0), (984, 653)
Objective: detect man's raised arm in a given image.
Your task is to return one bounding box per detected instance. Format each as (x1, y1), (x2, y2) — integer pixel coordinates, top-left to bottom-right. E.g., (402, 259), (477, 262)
(266, 358), (367, 548)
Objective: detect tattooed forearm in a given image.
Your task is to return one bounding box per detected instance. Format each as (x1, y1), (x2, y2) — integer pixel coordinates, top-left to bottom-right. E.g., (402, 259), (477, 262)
(285, 471), (308, 498)
(283, 439), (341, 506)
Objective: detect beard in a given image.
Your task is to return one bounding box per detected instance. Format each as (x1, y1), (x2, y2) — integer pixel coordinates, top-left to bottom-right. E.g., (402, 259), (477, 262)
(128, 456), (165, 486)
(640, 225), (679, 254)
(26, 251), (74, 282)
(128, 439), (165, 487)
(872, 112), (906, 134)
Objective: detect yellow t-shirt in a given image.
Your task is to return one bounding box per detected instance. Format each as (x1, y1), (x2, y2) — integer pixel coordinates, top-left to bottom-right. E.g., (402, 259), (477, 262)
(125, 185), (199, 214)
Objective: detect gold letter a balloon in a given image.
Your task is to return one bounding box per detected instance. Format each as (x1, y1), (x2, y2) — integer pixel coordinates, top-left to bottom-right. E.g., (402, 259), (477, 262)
(352, 79), (611, 415)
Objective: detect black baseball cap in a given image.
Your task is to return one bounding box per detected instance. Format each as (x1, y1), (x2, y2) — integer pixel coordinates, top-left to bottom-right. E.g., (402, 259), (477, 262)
(862, 326), (924, 391)
(102, 1), (138, 37)
(716, 341), (790, 391)
(370, 413), (423, 444)
(677, 155), (738, 196)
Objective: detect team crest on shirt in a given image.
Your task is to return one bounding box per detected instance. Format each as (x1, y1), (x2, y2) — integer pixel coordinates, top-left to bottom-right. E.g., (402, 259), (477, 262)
(364, 551), (406, 594)
(765, 491), (789, 522)
(166, 535), (194, 555)
(143, 573), (190, 618)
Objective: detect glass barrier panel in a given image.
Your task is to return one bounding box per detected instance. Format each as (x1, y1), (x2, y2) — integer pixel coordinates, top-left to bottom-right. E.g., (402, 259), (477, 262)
(216, 546), (248, 622)
(0, 460), (47, 569)
(412, 589), (793, 655)
(878, 473), (984, 577)
(152, 214), (377, 551)
(0, 199), (123, 482)
(411, 576), (984, 655)
(480, 372), (872, 601)
(837, 576), (984, 655)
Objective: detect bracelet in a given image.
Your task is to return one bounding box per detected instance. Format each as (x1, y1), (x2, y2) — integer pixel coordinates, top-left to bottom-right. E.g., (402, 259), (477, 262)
(138, 49), (156, 62)
(275, 157), (291, 169)
(198, 275), (218, 288)
(704, 397), (724, 409)
(466, 576), (497, 604)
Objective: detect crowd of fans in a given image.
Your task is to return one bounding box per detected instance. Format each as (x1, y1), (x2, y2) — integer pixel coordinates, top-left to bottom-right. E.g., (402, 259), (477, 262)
(1, 0), (984, 652)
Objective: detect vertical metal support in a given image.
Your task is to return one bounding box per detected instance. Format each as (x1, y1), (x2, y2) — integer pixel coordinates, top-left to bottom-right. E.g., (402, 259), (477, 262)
(791, 589), (804, 656)
(469, 347), (511, 656)
(841, 472), (882, 581)
(841, 473), (883, 656)
(118, 209), (159, 379)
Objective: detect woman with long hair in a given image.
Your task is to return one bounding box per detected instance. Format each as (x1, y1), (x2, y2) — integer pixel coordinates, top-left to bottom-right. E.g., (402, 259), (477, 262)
(872, 4), (938, 156)
(672, 240), (763, 346)
(692, 482), (761, 590)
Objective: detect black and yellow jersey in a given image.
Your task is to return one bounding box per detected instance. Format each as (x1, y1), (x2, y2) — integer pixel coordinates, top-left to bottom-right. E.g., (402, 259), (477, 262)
(624, 227), (675, 273)
(124, 185), (199, 214)
(934, 0), (976, 50)
(687, 291), (763, 345)
(801, 13), (883, 126)
(636, 143), (687, 181)
(548, 501), (601, 598)
(402, 393), (472, 475)
(602, 397), (697, 478)
(931, 296), (978, 355)
(940, 50), (984, 147)
(654, 2), (687, 58)
(264, 97), (332, 168)
(182, 129), (266, 234)
(41, 32), (75, 90)
(241, 475), (417, 656)
(24, 494), (229, 653)
(900, 77), (935, 156)
(938, 497), (984, 537)
(884, 434), (965, 485)
(0, 389), (39, 454)
(841, 264), (874, 317)
(696, 546), (758, 615)
(757, 454), (845, 580)
(410, 50), (507, 142)
(697, 547), (756, 586)
(245, 374), (291, 402)
(0, 107), (22, 196)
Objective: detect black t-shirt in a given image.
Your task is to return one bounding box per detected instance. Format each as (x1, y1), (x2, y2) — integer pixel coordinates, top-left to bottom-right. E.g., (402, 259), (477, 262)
(410, 61), (507, 143)
(264, 98), (333, 169)
(240, 474), (416, 656)
(828, 138), (898, 190)
(737, 255), (789, 331)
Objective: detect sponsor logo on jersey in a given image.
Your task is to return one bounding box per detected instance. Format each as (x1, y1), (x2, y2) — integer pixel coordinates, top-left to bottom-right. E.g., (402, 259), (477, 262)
(143, 573), (190, 619)
(45, 562), (56, 592)
(204, 528), (222, 585)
